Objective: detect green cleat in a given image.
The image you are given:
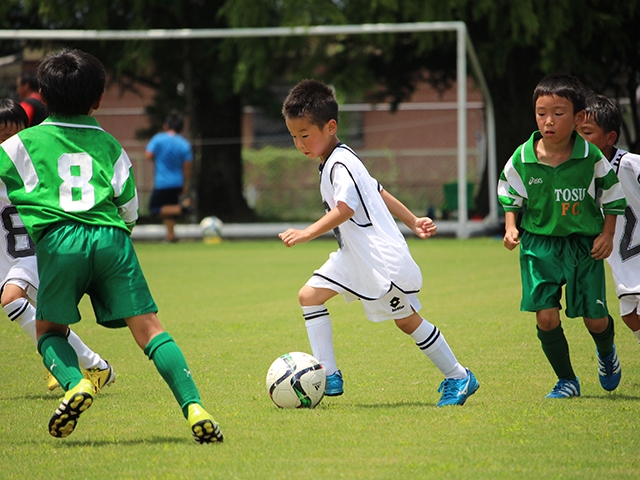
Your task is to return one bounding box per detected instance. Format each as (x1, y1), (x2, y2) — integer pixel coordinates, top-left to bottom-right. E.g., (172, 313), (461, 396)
(48, 378), (94, 438)
(187, 403), (223, 444)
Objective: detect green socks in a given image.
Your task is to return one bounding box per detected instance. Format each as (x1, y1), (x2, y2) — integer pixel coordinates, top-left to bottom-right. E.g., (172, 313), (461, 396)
(537, 323), (576, 380)
(589, 315), (615, 358)
(144, 332), (202, 418)
(37, 332), (84, 391)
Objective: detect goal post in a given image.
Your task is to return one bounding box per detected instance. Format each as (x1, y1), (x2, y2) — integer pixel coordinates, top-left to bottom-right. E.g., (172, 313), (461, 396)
(1, 22), (499, 239)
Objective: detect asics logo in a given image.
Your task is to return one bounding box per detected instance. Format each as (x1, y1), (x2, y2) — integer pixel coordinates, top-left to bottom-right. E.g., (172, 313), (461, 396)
(529, 177), (543, 185)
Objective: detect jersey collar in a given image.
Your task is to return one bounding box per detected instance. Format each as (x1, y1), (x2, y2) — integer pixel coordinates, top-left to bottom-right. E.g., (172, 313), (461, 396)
(41, 114), (103, 130)
(521, 130), (589, 163)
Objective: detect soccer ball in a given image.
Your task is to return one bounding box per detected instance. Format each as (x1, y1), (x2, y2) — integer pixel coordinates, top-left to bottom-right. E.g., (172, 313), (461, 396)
(266, 352), (326, 409)
(199, 216), (223, 243)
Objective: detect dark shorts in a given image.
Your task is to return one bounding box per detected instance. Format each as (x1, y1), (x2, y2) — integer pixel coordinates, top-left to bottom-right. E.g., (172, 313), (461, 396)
(149, 187), (182, 215)
(36, 222), (158, 328)
(519, 231), (608, 318)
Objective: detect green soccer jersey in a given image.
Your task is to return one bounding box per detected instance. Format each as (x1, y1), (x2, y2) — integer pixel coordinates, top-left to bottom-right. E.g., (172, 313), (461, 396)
(0, 115), (138, 243)
(497, 131), (626, 237)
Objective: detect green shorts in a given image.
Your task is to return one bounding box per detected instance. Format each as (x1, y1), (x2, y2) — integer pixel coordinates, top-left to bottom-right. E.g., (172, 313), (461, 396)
(519, 231), (608, 318)
(36, 222), (158, 328)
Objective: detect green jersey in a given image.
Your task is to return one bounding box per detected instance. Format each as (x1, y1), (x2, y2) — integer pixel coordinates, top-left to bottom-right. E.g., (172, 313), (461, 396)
(0, 115), (138, 243)
(497, 131), (626, 237)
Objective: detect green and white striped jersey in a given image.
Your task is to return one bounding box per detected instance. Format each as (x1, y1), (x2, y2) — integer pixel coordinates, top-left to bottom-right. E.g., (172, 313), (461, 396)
(0, 115), (138, 243)
(498, 131), (626, 237)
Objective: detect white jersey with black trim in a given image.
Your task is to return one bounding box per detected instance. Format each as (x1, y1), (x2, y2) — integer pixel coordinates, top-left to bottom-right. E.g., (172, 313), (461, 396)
(607, 148), (640, 298)
(315, 143), (422, 300)
(0, 198), (38, 291)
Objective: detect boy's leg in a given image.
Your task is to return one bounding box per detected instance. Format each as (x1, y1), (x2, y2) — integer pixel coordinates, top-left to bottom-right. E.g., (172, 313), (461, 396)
(622, 311), (640, 342)
(127, 313), (222, 443)
(397, 312), (479, 406)
(585, 315), (620, 391)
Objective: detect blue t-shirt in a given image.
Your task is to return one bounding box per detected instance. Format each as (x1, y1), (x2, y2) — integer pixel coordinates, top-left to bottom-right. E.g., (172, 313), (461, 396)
(146, 132), (193, 189)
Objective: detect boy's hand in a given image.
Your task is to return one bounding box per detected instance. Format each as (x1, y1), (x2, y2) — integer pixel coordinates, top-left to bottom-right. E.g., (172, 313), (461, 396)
(503, 227), (520, 250)
(413, 217), (437, 238)
(279, 228), (311, 247)
(591, 232), (614, 260)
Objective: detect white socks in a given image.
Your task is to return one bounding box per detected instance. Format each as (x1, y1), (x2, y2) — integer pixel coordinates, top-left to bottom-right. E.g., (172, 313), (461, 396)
(4, 297), (107, 370)
(410, 319), (467, 379)
(302, 305), (338, 376)
(633, 328), (640, 343)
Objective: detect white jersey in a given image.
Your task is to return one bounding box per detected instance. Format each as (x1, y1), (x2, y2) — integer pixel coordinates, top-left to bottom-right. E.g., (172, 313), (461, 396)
(314, 143), (422, 300)
(0, 199), (38, 293)
(607, 148), (640, 301)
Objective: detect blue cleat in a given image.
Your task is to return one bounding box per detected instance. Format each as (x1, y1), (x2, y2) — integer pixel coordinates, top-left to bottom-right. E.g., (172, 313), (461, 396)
(545, 377), (580, 398)
(597, 345), (621, 392)
(437, 369), (479, 406)
(325, 370), (344, 396)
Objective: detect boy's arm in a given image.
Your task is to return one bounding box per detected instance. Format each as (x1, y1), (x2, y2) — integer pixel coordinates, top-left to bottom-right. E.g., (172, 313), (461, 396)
(380, 189), (437, 238)
(503, 211), (520, 250)
(279, 201), (354, 247)
(591, 214), (616, 260)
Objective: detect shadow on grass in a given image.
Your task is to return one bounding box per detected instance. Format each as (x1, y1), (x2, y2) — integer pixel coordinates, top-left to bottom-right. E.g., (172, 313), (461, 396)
(15, 436), (219, 447)
(579, 393), (640, 401)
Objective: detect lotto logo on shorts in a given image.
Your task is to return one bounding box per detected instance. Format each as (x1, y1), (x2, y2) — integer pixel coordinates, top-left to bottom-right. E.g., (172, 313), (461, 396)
(389, 296), (405, 313)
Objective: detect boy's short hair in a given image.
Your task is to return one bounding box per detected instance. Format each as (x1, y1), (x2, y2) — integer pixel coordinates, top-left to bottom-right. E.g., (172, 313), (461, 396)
(282, 79), (338, 129)
(38, 49), (106, 116)
(585, 93), (621, 142)
(533, 74), (586, 114)
(18, 72), (39, 91)
(165, 113), (184, 133)
(0, 98), (28, 130)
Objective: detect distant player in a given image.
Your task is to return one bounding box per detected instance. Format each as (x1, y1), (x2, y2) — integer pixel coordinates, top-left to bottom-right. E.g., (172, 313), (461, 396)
(498, 75), (626, 398)
(279, 79), (479, 407)
(0, 98), (114, 393)
(577, 94), (640, 343)
(0, 50), (222, 443)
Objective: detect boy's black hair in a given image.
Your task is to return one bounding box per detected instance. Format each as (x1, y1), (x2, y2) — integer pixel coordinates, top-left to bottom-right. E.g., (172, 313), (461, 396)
(165, 113), (184, 133)
(38, 49), (106, 116)
(282, 79), (338, 129)
(585, 93), (621, 143)
(18, 72), (39, 91)
(0, 98), (28, 129)
(532, 74), (586, 114)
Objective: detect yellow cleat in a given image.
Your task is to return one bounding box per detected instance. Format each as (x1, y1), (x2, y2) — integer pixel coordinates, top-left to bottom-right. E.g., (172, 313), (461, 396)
(45, 371), (61, 392)
(48, 378), (94, 438)
(187, 403), (223, 444)
(83, 361), (116, 394)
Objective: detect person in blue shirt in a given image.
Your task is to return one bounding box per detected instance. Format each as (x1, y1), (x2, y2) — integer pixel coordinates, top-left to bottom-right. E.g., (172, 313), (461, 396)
(145, 113), (193, 242)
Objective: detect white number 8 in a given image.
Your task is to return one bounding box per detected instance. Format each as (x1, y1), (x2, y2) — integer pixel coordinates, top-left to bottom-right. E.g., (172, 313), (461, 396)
(58, 153), (95, 211)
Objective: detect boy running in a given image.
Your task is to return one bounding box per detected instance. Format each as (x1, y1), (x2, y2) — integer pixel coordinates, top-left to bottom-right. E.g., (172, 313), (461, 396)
(577, 94), (640, 343)
(0, 50), (222, 443)
(279, 79), (479, 407)
(498, 75), (627, 398)
(0, 98), (114, 393)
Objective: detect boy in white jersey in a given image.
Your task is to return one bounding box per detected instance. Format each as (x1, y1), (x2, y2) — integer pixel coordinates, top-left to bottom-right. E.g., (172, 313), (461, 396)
(498, 75), (627, 399)
(0, 50), (222, 443)
(279, 79), (478, 407)
(0, 98), (114, 393)
(577, 94), (640, 343)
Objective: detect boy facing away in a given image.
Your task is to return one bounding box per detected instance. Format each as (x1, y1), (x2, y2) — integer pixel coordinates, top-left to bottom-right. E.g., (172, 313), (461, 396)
(577, 94), (640, 343)
(498, 74), (627, 398)
(278, 79), (479, 407)
(0, 98), (114, 393)
(0, 50), (222, 443)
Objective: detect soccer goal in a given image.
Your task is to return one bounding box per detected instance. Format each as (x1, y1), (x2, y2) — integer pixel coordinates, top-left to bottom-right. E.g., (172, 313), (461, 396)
(2, 22), (498, 239)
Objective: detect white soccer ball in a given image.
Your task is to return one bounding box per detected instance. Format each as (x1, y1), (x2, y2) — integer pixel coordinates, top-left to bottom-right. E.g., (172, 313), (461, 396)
(266, 352), (326, 409)
(199, 216), (223, 238)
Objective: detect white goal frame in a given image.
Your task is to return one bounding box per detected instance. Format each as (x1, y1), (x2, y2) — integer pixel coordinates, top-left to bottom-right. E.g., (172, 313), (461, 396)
(1, 22), (498, 239)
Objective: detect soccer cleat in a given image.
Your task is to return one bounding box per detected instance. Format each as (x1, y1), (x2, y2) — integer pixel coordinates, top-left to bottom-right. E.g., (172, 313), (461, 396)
(437, 368), (479, 406)
(84, 361), (116, 394)
(545, 377), (581, 399)
(187, 404), (223, 444)
(46, 371), (61, 392)
(325, 370), (344, 396)
(597, 345), (621, 391)
(48, 378), (94, 438)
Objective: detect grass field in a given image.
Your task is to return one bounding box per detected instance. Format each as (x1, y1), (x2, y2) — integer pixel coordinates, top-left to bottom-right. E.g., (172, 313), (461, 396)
(1, 237), (639, 479)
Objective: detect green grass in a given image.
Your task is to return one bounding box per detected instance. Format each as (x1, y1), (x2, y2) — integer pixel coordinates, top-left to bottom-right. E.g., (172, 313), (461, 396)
(1, 237), (639, 479)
